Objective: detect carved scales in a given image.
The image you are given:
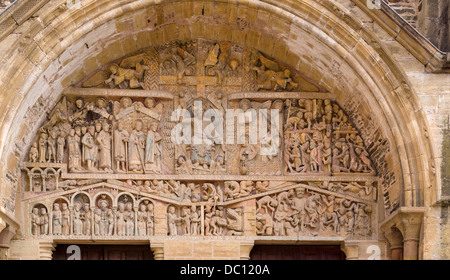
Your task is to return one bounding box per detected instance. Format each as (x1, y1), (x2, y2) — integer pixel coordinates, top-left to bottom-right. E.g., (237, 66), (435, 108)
(22, 39), (379, 240)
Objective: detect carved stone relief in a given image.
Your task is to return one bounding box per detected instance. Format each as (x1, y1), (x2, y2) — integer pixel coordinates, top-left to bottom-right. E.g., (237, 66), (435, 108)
(255, 186), (373, 237)
(21, 39), (381, 242)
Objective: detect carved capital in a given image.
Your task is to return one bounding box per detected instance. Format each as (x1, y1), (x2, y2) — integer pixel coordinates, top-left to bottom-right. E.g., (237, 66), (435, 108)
(39, 240), (56, 260)
(0, 225), (16, 248)
(398, 214), (424, 242)
(380, 207), (425, 240)
(239, 240), (254, 260)
(150, 241), (164, 260)
(380, 207), (425, 260)
(382, 227), (403, 247)
(340, 241), (360, 260)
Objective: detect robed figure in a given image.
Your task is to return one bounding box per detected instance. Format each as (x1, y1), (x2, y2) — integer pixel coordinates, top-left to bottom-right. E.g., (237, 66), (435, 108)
(145, 121), (162, 173)
(128, 119), (146, 172)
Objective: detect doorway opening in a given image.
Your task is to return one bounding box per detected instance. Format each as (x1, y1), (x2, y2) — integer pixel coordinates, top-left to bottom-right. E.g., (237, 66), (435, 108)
(250, 245), (346, 260)
(52, 244), (154, 260)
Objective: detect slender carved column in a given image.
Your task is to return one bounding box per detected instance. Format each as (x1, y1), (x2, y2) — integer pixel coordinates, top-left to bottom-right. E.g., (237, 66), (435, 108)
(340, 242), (360, 260)
(400, 216), (423, 260)
(150, 241), (164, 260)
(383, 227), (403, 260)
(134, 206), (138, 236)
(239, 240), (254, 260)
(154, 201), (167, 236)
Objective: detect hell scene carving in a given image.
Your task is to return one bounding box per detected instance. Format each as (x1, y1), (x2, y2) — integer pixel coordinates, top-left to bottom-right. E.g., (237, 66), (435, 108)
(22, 39), (380, 241)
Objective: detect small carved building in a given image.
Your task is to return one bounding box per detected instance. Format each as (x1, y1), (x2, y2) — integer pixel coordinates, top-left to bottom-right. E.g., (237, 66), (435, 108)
(0, 0), (448, 260)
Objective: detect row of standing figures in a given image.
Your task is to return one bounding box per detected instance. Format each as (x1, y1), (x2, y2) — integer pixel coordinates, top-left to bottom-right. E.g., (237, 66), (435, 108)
(30, 200), (155, 237)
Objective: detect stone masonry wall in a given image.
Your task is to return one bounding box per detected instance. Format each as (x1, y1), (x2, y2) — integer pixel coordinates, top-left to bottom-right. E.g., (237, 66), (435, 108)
(387, 0), (420, 27)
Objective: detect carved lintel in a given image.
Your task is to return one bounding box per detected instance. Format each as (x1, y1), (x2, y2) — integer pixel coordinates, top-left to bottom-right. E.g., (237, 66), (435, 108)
(61, 172), (377, 182)
(228, 92), (335, 101)
(64, 87), (174, 100)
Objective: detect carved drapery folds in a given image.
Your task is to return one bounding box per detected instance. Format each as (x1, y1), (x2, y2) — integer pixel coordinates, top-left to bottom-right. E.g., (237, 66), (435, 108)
(28, 191), (155, 238)
(22, 39), (381, 242)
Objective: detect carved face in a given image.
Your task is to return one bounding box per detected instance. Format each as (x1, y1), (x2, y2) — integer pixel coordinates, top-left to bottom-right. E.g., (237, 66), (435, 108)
(121, 97), (132, 108)
(83, 204), (90, 211)
(168, 206), (175, 214)
(99, 200), (108, 211)
(150, 122), (158, 132)
(135, 120), (143, 131)
(147, 204), (154, 212)
(230, 59), (239, 70)
(109, 64), (118, 74)
(69, 129), (75, 137)
(33, 208), (39, 215)
(75, 99), (84, 109)
(102, 123), (110, 132)
(333, 104), (339, 113)
(283, 69), (291, 78)
(145, 98), (155, 108)
(95, 123), (102, 132)
(295, 188), (305, 197)
(272, 100), (283, 111)
(118, 203), (125, 212)
(216, 156), (224, 164)
(88, 126), (95, 136)
(74, 202), (81, 210)
(126, 203), (132, 211)
(163, 60), (172, 69)
(140, 204), (146, 211)
(96, 99), (106, 109)
(53, 203), (60, 211)
(177, 156), (186, 165)
(240, 100), (250, 112)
